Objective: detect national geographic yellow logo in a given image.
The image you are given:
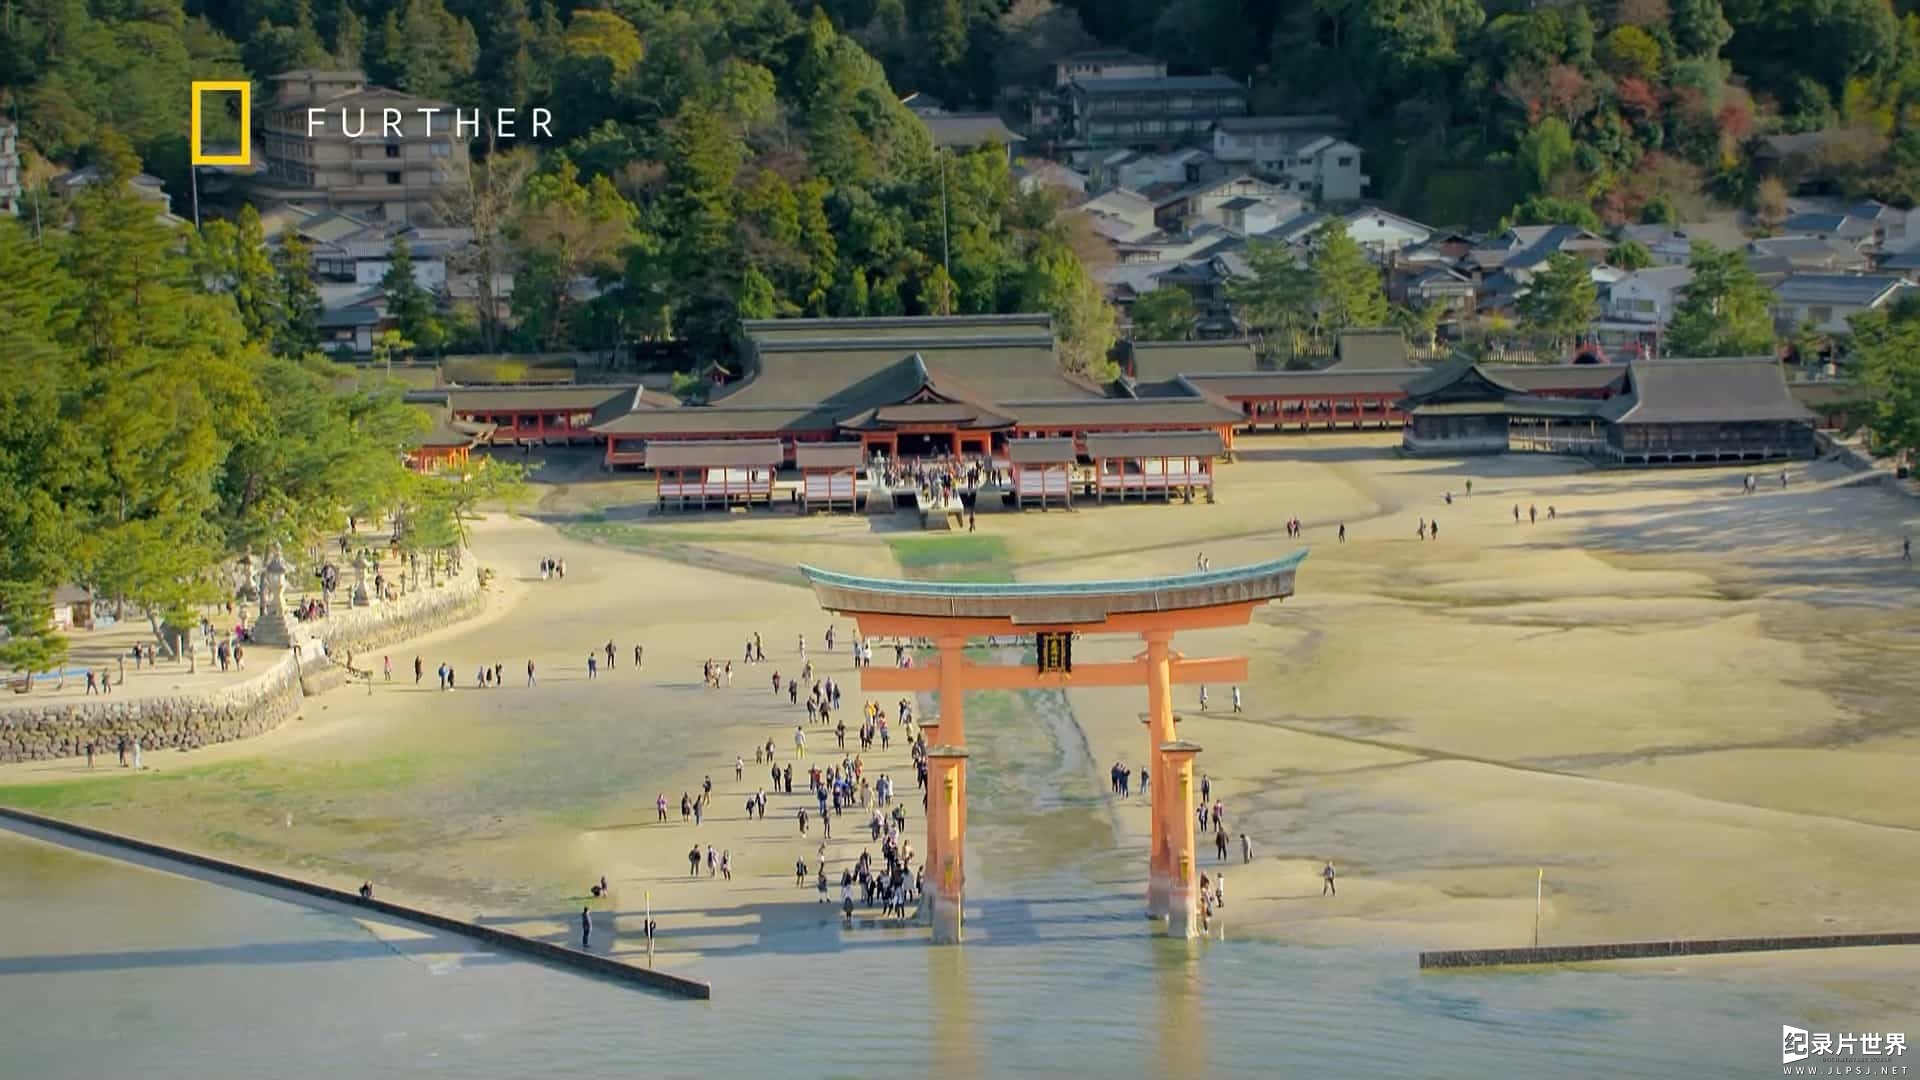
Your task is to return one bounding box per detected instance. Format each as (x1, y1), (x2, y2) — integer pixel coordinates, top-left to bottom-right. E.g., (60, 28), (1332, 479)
(190, 81), (251, 166)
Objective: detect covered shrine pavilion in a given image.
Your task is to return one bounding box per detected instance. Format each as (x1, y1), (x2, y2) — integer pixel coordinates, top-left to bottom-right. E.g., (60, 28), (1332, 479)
(645, 439), (783, 511)
(1399, 356), (1817, 463)
(801, 554), (1305, 943)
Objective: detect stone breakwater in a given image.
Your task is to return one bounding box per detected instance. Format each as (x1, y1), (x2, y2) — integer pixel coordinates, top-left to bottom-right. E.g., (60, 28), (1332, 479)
(0, 563), (491, 765)
(0, 652), (304, 764)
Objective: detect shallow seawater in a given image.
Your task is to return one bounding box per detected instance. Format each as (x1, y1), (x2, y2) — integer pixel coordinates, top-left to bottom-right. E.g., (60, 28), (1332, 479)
(0, 830), (1858, 1080)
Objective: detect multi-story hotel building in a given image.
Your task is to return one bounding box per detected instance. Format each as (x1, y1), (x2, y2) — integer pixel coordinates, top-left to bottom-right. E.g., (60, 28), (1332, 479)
(257, 69), (466, 225)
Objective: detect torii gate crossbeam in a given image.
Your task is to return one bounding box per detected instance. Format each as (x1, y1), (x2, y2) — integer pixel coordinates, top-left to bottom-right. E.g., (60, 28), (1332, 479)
(800, 554), (1304, 943)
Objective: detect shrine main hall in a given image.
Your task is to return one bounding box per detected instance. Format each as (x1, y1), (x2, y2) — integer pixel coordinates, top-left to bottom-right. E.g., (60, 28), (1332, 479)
(426, 315), (1837, 487)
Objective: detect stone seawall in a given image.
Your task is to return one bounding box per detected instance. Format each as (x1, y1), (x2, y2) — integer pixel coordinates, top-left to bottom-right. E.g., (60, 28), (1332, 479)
(0, 562), (492, 764)
(1418, 932), (1920, 969)
(0, 652), (304, 764)
(0, 807), (710, 999)
(306, 564), (488, 661)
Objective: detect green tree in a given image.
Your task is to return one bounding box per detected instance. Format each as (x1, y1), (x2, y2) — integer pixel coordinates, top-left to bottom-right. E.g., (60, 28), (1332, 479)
(1599, 25), (1663, 81)
(1610, 239), (1656, 271)
(1517, 117), (1575, 193)
(1519, 252), (1598, 348)
(509, 156), (637, 349)
(1666, 241), (1776, 356)
(275, 233), (323, 357)
(1227, 239), (1315, 347)
(1130, 288), (1197, 341)
(1849, 305), (1920, 459)
(380, 239), (445, 356)
(0, 583), (70, 686)
(196, 203), (280, 344)
(738, 264), (780, 319)
(1670, 0), (1733, 58)
(1310, 222), (1389, 334)
(922, 264), (957, 316)
(1021, 238), (1116, 380)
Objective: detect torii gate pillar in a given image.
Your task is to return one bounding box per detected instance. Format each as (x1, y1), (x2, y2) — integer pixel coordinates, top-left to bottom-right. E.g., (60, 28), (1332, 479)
(1160, 740), (1203, 938)
(1143, 629), (1177, 919)
(924, 745), (968, 944)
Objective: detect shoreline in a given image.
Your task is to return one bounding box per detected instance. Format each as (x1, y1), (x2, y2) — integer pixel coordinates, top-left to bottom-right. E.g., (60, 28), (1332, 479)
(0, 436), (1914, 977)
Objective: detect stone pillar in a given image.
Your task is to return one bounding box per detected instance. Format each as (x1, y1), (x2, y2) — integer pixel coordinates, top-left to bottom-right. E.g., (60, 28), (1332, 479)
(925, 746), (968, 944)
(1143, 629), (1176, 919)
(1160, 740), (1202, 938)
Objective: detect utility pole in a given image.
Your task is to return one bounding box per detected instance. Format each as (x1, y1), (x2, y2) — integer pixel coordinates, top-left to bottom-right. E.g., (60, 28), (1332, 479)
(190, 164), (201, 230)
(939, 150), (951, 277)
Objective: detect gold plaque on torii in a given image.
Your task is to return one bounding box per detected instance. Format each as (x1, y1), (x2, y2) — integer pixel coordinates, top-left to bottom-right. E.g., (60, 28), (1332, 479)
(1036, 631), (1072, 675)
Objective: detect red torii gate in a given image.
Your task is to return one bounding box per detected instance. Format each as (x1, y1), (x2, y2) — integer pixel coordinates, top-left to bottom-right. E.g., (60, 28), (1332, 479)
(800, 555), (1304, 942)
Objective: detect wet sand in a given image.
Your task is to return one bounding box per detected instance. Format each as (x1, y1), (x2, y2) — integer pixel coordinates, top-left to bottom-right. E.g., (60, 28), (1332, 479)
(3, 435), (1917, 991)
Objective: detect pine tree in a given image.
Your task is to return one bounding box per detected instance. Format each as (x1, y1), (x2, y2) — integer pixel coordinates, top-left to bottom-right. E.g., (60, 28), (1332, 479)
(276, 234), (323, 357)
(1309, 222), (1389, 335)
(380, 238), (445, 356)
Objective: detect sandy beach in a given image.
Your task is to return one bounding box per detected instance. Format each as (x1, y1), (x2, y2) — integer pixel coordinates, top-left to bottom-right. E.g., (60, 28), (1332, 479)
(4, 434), (1918, 992)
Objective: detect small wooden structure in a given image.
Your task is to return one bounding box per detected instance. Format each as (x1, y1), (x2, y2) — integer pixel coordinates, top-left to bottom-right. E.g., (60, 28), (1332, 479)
(407, 411), (495, 473)
(50, 586), (94, 631)
(796, 442), (863, 513)
(1006, 438), (1076, 511)
(1085, 431), (1222, 504)
(647, 439), (783, 512)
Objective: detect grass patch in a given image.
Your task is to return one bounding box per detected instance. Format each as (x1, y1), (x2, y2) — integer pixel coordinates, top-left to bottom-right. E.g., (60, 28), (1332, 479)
(885, 535), (1013, 582)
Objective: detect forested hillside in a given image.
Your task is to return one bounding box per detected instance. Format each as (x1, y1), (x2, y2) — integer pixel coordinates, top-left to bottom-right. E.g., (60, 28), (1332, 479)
(1068, 0), (1920, 224)
(0, 0), (1114, 366)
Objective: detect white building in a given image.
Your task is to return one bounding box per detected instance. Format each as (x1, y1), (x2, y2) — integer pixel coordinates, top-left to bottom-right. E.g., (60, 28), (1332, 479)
(1605, 266), (1694, 329)
(1338, 208), (1433, 259)
(1770, 273), (1916, 335)
(1053, 50), (1166, 88)
(1211, 115), (1343, 166)
(1276, 136), (1367, 202)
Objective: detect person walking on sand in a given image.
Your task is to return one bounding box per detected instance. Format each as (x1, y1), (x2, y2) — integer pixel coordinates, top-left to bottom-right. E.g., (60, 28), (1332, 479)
(795, 726), (806, 758)
(1198, 685), (1209, 712)
(706, 844), (717, 877)
(735, 755), (744, 781)
(1241, 832), (1253, 863)
(1528, 504), (1537, 524)
(527, 659), (536, 686)
(1232, 685), (1242, 713)
(1465, 479), (1472, 497)
(1322, 861), (1337, 896)
(132, 739), (142, 770)
(414, 655), (423, 684)
(720, 849), (731, 880)
(581, 907), (592, 949)
(1904, 535), (1912, 563)
(383, 655), (391, 682)
(586, 655), (597, 680)
(1338, 521), (1346, 543)
(688, 845), (701, 877)
(657, 793), (667, 822)
(1513, 504), (1521, 524)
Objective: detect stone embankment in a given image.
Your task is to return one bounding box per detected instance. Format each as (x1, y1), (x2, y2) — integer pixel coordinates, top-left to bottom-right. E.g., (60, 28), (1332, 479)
(0, 563), (489, 764)
(0, 652), (304, 763)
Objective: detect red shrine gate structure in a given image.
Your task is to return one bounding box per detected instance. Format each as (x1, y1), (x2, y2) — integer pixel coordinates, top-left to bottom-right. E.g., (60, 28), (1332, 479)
(800, 555), (1304, 942)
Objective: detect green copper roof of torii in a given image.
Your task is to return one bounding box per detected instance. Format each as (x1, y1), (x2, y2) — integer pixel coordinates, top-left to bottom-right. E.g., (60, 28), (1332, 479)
(799, 554), (1305, 624)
